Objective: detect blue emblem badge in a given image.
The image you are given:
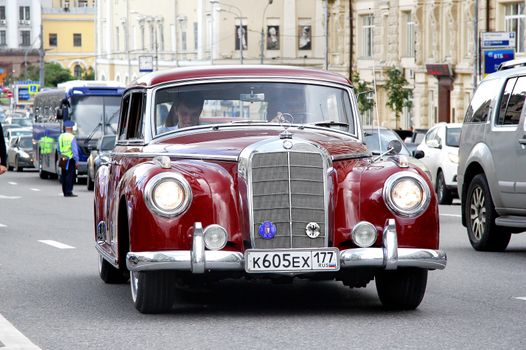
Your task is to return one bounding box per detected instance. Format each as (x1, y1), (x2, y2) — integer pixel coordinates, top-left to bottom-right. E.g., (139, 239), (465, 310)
(258, 221), (277, 239)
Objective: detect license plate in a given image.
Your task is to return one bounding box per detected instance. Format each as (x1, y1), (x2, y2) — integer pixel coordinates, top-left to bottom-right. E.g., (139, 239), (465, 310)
(245, 248), (340, 273)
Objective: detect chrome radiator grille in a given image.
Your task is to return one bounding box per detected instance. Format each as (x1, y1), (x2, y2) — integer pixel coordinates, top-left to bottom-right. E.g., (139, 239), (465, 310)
(251, 151), (326, 249)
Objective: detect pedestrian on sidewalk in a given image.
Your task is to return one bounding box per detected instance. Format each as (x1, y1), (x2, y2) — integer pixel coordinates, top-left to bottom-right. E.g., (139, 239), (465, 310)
(58, 120), (79, 197)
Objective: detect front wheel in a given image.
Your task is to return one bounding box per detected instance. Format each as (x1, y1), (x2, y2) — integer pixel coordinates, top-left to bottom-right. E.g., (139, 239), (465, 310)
(14, 157), (23, 172)
(98, 255), (129, 284)
(375, 268), (428, 310)
(436, 170), (452, 205)
(87, 173), (94, 191)
(465, 174), (511, 251)
(130, 270), (176, 314)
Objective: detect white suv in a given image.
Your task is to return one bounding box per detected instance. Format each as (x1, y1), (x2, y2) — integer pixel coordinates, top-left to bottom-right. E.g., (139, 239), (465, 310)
(458, 66), (526, 251)
(416, 123), (462, 204)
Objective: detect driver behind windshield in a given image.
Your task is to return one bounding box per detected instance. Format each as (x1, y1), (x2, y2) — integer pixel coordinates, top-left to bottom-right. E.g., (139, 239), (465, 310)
(163, 93), (204, 131)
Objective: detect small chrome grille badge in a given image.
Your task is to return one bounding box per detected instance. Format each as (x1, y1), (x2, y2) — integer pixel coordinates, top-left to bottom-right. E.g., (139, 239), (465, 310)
(258, 221), (277, 239)
(282, 140), (293, 149)
(305, 222), (321, 239)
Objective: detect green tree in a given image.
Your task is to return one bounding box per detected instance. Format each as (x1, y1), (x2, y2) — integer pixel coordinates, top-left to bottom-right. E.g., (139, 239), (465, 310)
(82, 66), (95, 80)
(351, 72), (375, 117)
(384, 66), (413, 129)
(17, 63), (74, 87)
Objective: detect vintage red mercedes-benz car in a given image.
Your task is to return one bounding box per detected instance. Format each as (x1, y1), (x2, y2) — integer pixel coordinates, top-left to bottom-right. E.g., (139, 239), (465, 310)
(94, 65), (446, 313)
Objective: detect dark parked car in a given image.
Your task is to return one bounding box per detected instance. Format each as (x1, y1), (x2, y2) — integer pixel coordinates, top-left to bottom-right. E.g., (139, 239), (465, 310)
(94, 65), (446, 313)
(7, 135), (34, 171)
(86, 134), (116, 191)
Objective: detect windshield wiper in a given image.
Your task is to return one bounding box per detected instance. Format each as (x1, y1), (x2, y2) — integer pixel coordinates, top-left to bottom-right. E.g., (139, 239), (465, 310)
(231, 120), (268, 124)
(85, 121), (102, 144)
(310, 120), (349, 128)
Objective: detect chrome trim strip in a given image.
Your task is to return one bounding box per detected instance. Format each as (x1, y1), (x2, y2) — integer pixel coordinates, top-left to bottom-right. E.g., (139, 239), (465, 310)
(95, 243), (119, 268)
(331, 153), (371, 161)
(287, 151), (293, 247)
(111, 151), (239, 162)
(191, 222), (205, 273)
(126, 247), (447, 272)
(383, 219), (398, 270)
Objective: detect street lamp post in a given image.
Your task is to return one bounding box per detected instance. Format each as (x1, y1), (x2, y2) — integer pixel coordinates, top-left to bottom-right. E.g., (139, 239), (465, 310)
(260, 0), (273, 64)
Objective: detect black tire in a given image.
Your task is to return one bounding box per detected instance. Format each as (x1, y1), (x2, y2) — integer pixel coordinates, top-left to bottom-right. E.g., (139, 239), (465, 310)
(39, 164), (49, 179)
(436, 170), (452, 205)
(130, 270), (175, 314)
(465, 174), (511, 251)
(375, 268), (428, 310)
(7, 164), (13, 171)
(87, 174), (94, 191)
(14, 157), (22, 172)
(98, 255), (129, 284)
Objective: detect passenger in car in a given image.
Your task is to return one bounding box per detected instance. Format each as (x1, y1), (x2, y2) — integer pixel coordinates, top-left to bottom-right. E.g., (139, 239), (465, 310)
(163, 93), (204, 131)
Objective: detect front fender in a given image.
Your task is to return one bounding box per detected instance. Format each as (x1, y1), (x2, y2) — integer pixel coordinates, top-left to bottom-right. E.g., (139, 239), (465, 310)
(120, 160), (241, 253)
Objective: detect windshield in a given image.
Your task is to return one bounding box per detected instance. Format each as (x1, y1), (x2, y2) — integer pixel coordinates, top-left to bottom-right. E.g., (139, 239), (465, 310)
(446, 127), (461, 147)
(70, 95), (121, 138)
(11, 118), (32, 126)
(154, 82), (354, 135)
(363, 129), (410, 156)
(20, 137), (32, 148)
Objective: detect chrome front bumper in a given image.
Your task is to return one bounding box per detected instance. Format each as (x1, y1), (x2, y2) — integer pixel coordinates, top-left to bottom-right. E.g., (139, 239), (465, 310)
(126, 220), (447, 273)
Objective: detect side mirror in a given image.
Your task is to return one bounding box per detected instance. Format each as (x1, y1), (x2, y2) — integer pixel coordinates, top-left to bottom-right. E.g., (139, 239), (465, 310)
(99, 155), (111, 166)
(387, 140), (402, 155)
(413, 150), (425, 159)
(427, 139), (441, 149)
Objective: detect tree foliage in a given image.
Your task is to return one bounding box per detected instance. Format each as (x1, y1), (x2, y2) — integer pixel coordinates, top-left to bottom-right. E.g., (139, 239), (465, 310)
(384, 66), (413, 129)
(16, 63), (74, 87)
(351, 71), (375, 115)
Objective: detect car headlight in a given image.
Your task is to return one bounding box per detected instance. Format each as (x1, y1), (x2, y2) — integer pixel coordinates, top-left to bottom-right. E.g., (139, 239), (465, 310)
(20, 151), (30, 158)
(383, 171), (431, 217)
(447, 152), (459, 164)
(144, 173), (192, 217)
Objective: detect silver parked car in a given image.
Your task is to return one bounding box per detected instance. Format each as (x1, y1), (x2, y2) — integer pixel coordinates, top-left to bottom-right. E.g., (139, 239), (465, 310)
(7, 135), (35, 172)
(458, 66), (526, 251)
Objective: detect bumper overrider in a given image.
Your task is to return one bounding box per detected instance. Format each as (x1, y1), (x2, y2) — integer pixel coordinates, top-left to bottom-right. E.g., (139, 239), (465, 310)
(126, 220), (447, 273)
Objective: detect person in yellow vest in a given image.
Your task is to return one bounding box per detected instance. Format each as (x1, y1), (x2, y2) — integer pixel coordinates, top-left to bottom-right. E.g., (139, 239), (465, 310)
(58, 120), (79, 197)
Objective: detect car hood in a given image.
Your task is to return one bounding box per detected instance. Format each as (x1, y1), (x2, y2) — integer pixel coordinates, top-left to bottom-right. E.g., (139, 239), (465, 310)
(146, 126), (368, 160)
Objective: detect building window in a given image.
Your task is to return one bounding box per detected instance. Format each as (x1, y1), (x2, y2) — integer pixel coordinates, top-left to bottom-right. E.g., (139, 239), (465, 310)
(78, 0), (88, 7)
(505, 2), (525, 53)
(49, 33), (57, 46)
(115, 26), (120, 52)
(74, 64), (82, 78)
(0, 30), (6, 46)
(361, 14), (374, 58)
(0, 6), (5, 20)
(21, 30), (30, 46)
(402, 11), (414, 57)
(73, 33), (82, 47)
(19, 6), (30, 21)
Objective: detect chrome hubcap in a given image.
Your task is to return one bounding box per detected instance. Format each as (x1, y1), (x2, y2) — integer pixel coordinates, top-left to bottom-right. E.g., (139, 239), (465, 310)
(470, 186), (486, 240)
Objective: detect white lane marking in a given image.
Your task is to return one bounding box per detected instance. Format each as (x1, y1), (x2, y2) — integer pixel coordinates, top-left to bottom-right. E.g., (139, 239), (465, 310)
(38, 240), (75, 249)
(0, 195), (22, 199)
(514, 297), (526, 301)
(440, 213), (461, 218)
(0, 312), (41, 349)
(8, 182), (17, 185)
(30, 188), (41, 192)
(0, 223), (6, 228)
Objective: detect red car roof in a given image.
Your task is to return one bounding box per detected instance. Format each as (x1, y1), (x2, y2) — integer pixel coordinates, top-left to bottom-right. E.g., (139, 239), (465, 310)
(132, 65), (351, 88)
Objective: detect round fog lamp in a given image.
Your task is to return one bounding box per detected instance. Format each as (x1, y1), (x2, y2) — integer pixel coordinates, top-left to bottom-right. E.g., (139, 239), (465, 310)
(204, 225), (228, 250)
(351, 221), (377, 248)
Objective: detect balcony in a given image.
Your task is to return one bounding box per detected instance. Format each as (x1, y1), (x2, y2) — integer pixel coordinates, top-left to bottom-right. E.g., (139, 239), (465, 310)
(0, 19), (6, 26)
(18, 20), (31, 26)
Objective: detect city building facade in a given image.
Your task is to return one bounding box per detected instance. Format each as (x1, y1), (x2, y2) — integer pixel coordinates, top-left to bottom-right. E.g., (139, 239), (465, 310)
(0, 0), (45, 85)
(95, 0), (325, 84)
(43, 0), (96, 78)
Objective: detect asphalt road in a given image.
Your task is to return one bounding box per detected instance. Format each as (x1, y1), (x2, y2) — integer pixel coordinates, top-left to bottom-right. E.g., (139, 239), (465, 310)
(0, 170), (525, 349)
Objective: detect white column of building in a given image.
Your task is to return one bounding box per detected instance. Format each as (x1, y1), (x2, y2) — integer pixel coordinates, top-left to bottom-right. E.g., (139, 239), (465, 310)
(283, 0), (296, 59)
(105, 0), (113, 60)
(32, 0), (41, 49)
(314, 0), (324, 59)
(197, 0), (204, 60)
(7, 1), (17, 48)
